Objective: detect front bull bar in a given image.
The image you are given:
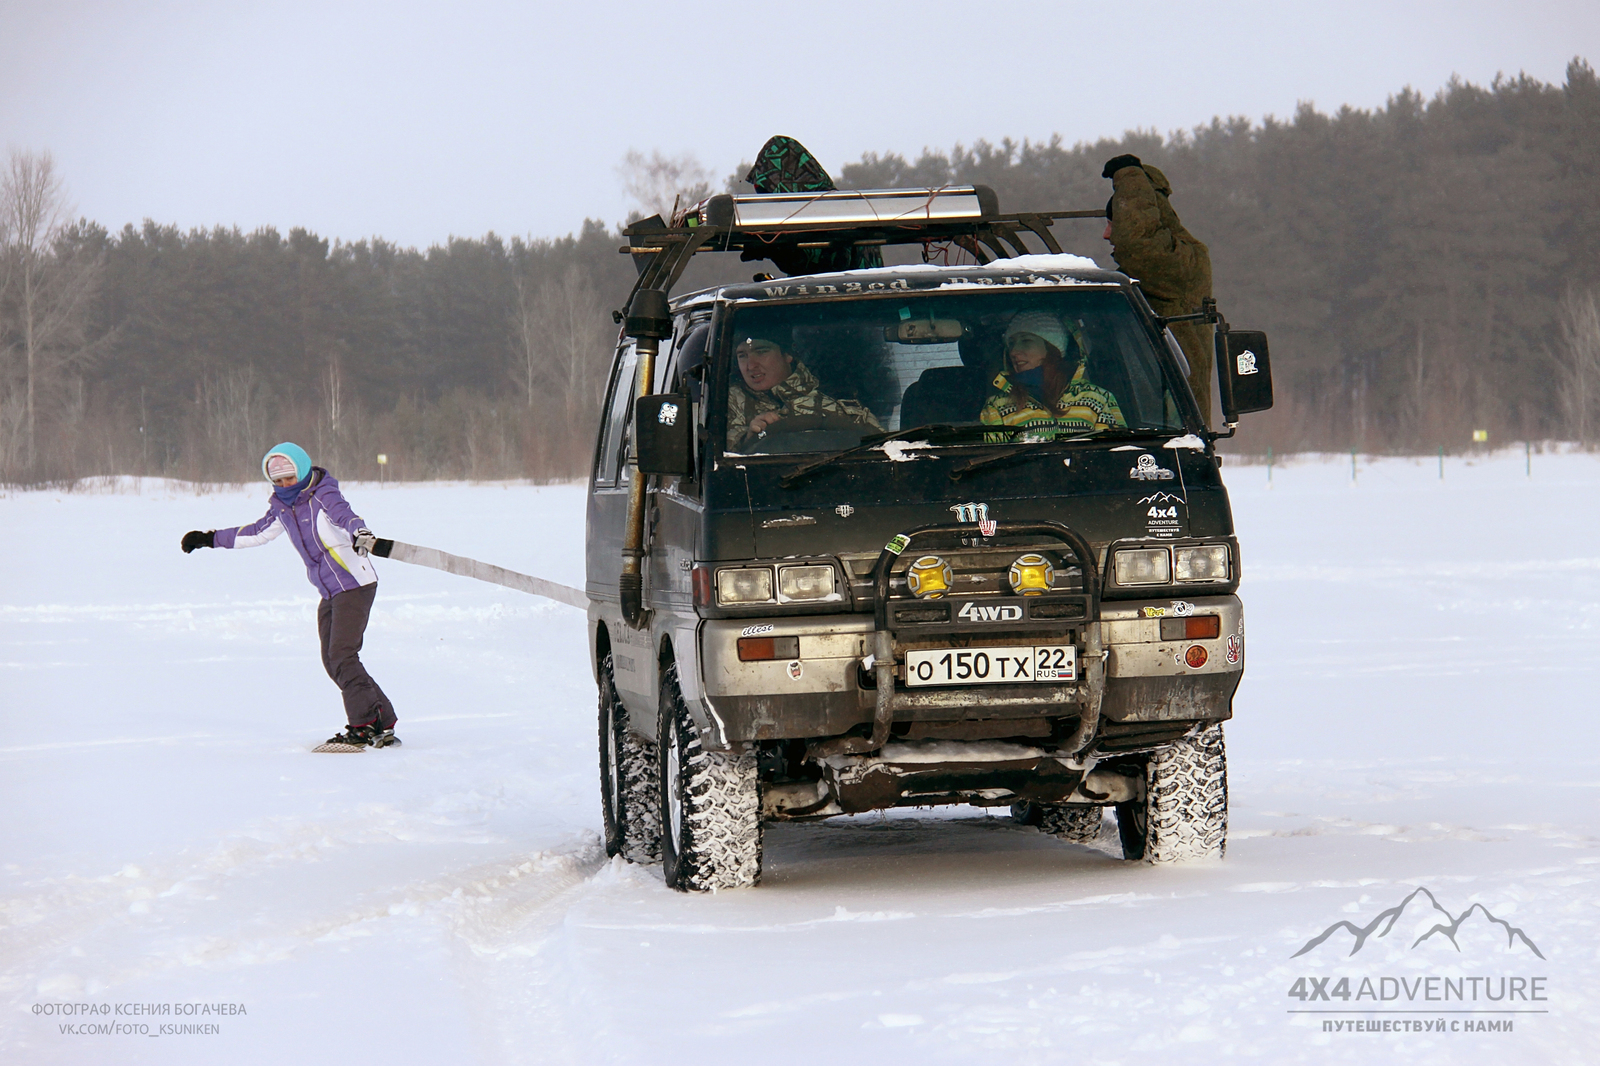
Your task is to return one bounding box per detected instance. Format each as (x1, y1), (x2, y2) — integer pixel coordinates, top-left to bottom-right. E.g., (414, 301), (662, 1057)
(816, 522), (1105, 758)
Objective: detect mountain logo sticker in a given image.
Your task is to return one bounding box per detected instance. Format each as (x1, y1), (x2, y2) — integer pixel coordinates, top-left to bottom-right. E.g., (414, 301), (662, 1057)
(1291, 887), (1544, 960)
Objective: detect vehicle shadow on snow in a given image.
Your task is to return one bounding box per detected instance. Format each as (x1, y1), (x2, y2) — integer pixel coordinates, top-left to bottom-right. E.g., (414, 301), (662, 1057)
(757, 810), (1130, 894)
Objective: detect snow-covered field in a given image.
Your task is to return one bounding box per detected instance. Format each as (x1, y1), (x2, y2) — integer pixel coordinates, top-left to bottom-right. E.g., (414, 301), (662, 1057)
(3, 451), (1597, 1065)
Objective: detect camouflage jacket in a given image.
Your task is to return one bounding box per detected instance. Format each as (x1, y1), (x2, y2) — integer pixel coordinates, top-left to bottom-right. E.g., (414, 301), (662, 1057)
(978, 367), (1126, 442)
(1109, 162), (1214, 424)
(725, 360), (883, 448)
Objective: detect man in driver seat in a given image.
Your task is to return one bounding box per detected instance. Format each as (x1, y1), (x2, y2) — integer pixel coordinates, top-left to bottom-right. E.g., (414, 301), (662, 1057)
(726, 332), (882, 448)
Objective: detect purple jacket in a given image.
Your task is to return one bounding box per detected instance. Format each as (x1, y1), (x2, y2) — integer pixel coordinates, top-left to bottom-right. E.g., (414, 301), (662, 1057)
(214, 468), (378, 599)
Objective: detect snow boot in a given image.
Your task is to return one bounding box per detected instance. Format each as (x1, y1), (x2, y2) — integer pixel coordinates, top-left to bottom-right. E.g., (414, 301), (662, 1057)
(313, 724), (377, 753)
(371, 727), (401, 749)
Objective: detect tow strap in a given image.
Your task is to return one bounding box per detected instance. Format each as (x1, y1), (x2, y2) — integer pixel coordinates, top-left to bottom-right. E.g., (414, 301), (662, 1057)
(370, 538), (586, 609)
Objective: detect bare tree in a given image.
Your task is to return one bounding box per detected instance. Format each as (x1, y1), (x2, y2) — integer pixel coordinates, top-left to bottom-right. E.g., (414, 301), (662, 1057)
(1554, 287), (1600, 446)
(510, 266), (615, 431)
(0, 150), (102, 472)
(617, 149), (713, 223)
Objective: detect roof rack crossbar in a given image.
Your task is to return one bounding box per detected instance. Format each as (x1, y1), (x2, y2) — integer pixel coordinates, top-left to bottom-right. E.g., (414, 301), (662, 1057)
(614, 188), (1110, 300)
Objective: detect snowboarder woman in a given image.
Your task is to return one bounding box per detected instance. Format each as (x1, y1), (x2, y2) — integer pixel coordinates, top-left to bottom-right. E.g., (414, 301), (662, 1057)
(180, 442), (399, 750)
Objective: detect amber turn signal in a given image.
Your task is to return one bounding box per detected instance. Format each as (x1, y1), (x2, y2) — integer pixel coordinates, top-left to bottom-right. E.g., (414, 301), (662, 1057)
(738, 636), (800, 662)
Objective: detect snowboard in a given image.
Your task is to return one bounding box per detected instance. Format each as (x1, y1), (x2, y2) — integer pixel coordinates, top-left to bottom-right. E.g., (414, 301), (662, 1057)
(742, 135), (884, 275)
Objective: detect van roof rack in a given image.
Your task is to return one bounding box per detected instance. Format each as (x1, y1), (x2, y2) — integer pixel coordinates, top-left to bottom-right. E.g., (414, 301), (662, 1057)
(616, 185), (1105, 312)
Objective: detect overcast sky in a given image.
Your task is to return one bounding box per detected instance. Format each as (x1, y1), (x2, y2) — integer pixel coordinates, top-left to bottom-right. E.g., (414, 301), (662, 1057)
(3, 0), (1596, 249)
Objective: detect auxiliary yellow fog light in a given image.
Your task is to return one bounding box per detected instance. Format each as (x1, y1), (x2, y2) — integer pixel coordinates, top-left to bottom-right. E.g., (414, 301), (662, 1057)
(1008, 553), (1054, 596)
(906, 555), (953, 599)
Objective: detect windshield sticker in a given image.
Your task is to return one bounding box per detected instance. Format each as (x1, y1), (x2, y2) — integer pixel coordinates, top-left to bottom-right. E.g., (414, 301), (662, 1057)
(885, 534), (910, 556)
(1142, 601), (1197, 618)
(1139, 492), (1185, 538)
(1130, 454), (1176, 481)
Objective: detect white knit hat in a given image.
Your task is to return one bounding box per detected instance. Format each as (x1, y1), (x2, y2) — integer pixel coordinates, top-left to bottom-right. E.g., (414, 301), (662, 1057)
(1004, 311), (1068, 356)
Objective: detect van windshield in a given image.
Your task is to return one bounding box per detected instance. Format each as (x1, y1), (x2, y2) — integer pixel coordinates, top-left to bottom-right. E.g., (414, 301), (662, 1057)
(718, 289), (1185, 455)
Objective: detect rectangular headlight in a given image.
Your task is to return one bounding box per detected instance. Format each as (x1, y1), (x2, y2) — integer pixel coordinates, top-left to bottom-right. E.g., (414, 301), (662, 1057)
(1113, 548), (1171, 586)
(716, 567), (774, 605)
(777, 564), (836, 602)
(1174, 545), (1230, 583)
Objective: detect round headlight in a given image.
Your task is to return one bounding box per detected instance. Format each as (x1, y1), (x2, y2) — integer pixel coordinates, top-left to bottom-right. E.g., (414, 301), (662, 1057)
(1008, 553), (1054, 596)
(906, 555), (953, 599)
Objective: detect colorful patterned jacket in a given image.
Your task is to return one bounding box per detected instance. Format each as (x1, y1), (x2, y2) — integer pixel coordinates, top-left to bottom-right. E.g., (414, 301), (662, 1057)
(212, 468), (377, 599)
(978, 367), (1126, 441)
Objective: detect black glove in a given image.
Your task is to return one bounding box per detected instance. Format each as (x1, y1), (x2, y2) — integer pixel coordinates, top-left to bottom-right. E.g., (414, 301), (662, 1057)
(181, 530), (214, 553)
(353, 528), (376, 556)
(1102, 153), (1142, 179)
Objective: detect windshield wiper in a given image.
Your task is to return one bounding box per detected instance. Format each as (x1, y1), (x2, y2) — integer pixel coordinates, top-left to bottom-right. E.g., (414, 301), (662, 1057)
(780, 424), (983, 487)
(948, 427), (1170, 481)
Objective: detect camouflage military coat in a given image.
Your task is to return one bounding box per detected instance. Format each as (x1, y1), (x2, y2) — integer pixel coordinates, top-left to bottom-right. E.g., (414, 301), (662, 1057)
(1109, 162), (1214, 424)
(725, 360), (883, 448)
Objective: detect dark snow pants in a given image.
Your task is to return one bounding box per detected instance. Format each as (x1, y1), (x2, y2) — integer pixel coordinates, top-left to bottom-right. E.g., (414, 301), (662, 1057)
(317, 583), (396, 729)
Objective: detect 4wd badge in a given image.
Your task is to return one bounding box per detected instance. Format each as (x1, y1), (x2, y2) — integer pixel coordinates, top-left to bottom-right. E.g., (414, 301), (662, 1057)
(1130, 454), (1176, 481)
(957, 601), (1024, 622)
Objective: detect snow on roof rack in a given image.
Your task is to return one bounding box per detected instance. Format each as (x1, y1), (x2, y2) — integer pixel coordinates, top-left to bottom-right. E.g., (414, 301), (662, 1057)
(615, 186), (1106, 318)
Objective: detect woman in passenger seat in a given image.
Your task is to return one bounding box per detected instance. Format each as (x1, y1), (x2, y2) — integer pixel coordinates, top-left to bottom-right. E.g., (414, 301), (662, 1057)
(979, 311), (1125, 441)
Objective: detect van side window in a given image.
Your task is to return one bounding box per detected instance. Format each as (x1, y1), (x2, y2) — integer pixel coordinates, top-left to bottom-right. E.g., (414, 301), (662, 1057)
(594, 344), (639, 487)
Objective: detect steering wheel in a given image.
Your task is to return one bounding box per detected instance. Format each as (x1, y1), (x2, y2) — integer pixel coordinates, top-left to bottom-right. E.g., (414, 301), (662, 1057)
(743, 417), (879, 454)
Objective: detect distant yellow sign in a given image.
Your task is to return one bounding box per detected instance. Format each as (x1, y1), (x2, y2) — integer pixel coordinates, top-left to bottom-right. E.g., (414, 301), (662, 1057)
(376, 454), (388, 465)
(1472, 430), (1488, 443)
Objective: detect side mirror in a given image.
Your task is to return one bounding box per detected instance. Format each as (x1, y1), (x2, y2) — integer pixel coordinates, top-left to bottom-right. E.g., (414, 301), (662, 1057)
(634, 393), (694, 476)
(1217, 330), (1273, 422)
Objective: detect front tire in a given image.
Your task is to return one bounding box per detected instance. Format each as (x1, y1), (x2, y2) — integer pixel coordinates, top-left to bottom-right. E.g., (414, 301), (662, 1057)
(1115, 724), (1228, 864)
(658, 663), (762, 892)
(599, 653), (661, 864)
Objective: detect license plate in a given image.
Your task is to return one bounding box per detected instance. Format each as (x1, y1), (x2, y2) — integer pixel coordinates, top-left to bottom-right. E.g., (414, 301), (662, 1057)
(904, 645), (1077, 687)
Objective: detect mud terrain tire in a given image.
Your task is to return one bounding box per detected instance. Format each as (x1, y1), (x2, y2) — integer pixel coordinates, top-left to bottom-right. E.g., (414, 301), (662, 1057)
(1036, 804), (1104, 843)
(1120, 724), (1227, 864)
(659, 663), (762, 891)
(599, 653), (661, 863)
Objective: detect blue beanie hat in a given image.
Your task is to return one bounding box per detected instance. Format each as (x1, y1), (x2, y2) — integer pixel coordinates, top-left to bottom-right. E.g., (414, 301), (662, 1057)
(262, 442), (311, 483)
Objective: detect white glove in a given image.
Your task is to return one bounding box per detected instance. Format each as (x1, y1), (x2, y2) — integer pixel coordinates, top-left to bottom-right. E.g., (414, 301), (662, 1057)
(354, 529), (376, 556)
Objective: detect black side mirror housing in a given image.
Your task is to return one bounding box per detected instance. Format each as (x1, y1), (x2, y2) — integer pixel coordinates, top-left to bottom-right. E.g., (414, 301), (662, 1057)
(1217, 330), (1273, 422)
(635, 393), (694, 476)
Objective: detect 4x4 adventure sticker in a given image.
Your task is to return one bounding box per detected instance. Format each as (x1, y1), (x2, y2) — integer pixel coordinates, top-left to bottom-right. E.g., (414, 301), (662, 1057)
(1139, 491), (1185, 538)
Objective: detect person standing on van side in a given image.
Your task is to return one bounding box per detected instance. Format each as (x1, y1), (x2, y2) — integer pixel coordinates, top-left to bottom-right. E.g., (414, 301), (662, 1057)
(1102, 154), (1215, 425)
(178, 442), (400, 750)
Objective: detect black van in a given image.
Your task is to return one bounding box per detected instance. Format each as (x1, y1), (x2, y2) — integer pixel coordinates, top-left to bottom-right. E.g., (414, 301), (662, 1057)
(585, 187), (1273, 890)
